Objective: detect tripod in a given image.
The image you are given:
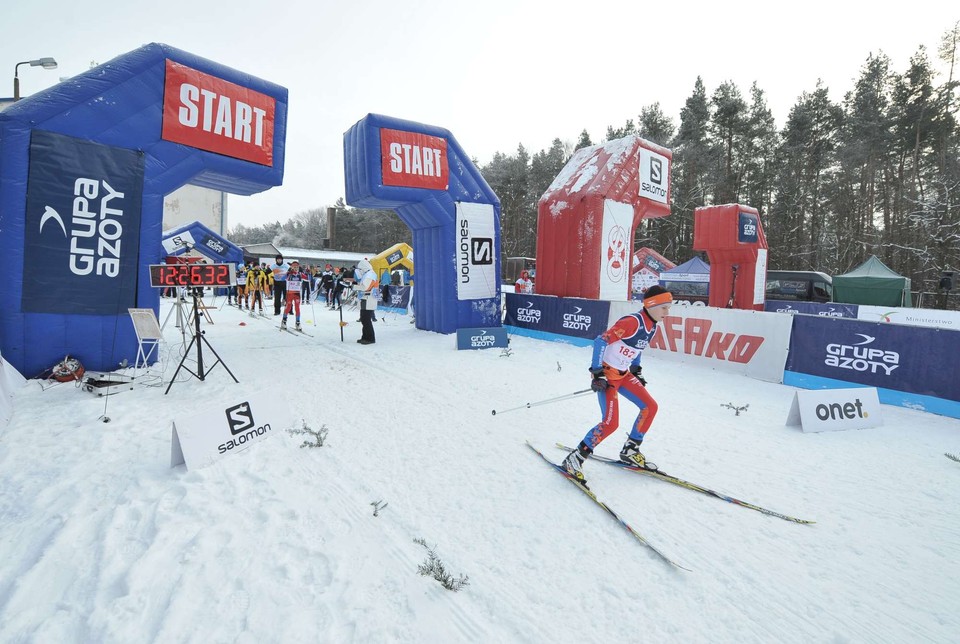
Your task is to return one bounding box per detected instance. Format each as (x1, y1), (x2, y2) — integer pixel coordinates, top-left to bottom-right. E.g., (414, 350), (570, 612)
(165, 288), (238, 394)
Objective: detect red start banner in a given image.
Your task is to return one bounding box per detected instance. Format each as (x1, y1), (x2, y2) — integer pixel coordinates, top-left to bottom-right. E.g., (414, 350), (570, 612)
(161, 60), (275, 166)
(379, 128), (448, 190)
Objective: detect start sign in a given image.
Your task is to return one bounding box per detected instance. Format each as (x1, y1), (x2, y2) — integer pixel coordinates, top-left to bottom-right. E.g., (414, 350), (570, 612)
(162, 59), (276, 166)
(379, 128), (448, 190)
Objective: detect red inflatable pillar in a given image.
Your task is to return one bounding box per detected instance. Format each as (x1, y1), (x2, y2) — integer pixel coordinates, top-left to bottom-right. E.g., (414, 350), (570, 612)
(693, 204), (768, 310)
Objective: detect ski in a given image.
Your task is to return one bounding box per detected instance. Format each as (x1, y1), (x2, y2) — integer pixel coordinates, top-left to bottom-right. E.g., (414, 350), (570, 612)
(946, 453), (960, 463)
(527, 442), (688, 570)
(276, 324), (313, 337)
(556, 443), (814, 525)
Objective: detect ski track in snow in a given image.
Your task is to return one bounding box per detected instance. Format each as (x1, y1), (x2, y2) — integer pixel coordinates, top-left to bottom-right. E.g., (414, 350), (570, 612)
(0, 297), (958, 642)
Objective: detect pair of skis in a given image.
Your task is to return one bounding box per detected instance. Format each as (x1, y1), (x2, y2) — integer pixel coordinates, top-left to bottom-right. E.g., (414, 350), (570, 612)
(527, 443), (689, 570)
(530, 442), (815, 570)
(276, 325), (313, 338)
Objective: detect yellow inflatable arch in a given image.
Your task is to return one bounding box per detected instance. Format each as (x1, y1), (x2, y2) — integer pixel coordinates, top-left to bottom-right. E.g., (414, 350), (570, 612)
(370, 243), (413, 283)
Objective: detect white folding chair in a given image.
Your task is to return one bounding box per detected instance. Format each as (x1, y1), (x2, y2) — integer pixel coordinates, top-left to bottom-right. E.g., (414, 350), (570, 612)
(128, 308), (164, 375)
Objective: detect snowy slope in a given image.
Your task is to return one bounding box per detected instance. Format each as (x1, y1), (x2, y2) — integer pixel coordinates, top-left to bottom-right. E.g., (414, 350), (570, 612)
(1, 296), (958, 643)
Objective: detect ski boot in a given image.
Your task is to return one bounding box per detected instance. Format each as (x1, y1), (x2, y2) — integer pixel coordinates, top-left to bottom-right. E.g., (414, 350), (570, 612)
(562, 448), (589, 487)
(280, 318), (288, 330)
(619, 438), (657, 471)
(295, 322), (302, 332)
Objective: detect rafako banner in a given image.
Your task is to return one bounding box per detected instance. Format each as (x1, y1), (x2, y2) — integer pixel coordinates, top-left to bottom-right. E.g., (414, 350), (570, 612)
(23, 130), (144, 314)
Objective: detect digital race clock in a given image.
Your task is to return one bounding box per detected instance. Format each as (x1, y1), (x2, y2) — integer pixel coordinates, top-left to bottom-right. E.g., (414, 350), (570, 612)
(149, 263), (236, 288)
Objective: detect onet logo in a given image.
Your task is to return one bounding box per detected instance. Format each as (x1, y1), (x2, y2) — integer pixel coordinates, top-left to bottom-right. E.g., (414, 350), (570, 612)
(225, 402), (255, 435)
(650, 157), (662, 184)
(39, 206), (67, 236)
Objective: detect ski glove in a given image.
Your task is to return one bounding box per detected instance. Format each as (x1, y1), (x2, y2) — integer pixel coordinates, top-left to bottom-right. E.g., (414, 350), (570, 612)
(589, 366), (608, 392)
(630, 364), (647, 386)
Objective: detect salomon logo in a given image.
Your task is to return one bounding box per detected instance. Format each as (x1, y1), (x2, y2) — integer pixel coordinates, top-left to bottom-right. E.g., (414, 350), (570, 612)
(650, 157), (662, 184)
(472, 238), (493, 264)
(225, 402), (254, 435)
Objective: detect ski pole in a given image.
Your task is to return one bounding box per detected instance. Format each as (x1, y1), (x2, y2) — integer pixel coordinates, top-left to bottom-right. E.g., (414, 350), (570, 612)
(491, 389), (593, 416)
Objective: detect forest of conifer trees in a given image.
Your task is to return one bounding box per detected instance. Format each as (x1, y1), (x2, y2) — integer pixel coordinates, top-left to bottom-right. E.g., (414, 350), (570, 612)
(229, 23), (959, 307)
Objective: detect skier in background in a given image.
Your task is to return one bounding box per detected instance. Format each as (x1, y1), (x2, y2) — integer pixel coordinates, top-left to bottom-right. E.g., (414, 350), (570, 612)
(271, 255), (289, 315)
(562, 285), (673, 486)
(235, 264), (249, 309)
(280, 260), (308, 331)
(247, 264), (266, 314)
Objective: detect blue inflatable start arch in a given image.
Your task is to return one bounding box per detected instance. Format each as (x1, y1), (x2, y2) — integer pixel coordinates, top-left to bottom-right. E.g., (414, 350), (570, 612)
(0, 43), (287, 376)
(343, 114), (501, 334)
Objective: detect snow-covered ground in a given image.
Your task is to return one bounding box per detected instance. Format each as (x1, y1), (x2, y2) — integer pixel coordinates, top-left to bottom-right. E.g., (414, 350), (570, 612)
(1, 295), (958, 643)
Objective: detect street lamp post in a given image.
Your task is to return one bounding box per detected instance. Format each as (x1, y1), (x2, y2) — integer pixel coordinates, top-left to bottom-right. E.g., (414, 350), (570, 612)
(13, 57), (58, 101)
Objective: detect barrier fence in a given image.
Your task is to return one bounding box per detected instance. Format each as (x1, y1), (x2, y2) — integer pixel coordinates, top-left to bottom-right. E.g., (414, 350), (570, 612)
(505, 293), (960, 419)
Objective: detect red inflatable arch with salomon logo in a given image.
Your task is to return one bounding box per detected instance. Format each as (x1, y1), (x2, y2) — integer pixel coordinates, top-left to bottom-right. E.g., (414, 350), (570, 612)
(0, 43), (287, 377)
(536, 136), (672, 300)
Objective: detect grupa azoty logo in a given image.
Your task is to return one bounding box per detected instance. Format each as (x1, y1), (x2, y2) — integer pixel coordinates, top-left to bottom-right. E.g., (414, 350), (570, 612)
(516, 300), (541, 324)
(824, 333), (900, 376)
(562, 305), (592, 331)
(470, 329), (496, 348)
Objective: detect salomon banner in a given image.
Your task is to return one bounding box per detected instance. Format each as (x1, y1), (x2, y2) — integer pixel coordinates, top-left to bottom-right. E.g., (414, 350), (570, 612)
(785, 316), (960, 402)
(171, 393), (293, 470)
(504, 293), (609, 341)
(455, 202), (497, 300)
(23, 130), (145, 315)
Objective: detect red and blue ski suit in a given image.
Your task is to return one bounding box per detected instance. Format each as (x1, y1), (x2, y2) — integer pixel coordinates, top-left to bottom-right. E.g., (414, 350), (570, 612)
(580, 310), (661, 451)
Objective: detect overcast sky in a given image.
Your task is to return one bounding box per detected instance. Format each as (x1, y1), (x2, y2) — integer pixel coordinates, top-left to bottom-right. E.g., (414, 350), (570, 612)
(3, 1), (957, 229)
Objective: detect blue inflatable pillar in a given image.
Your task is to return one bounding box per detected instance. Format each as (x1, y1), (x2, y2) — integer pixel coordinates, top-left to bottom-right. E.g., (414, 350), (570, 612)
(343, 114), (501, 334)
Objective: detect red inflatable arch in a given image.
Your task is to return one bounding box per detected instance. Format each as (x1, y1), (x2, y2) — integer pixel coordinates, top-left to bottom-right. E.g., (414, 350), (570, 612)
(535, 136), (672, 300)
(693, 204), (768, 310)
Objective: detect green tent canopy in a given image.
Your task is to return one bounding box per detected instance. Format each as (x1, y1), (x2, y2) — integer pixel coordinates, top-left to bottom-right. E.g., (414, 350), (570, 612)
(833, 255), (912, 307)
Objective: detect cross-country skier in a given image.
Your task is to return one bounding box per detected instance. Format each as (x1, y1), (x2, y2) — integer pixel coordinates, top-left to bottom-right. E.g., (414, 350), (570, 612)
(562, 285), (673, 485)
(280, 260), (309, 331)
